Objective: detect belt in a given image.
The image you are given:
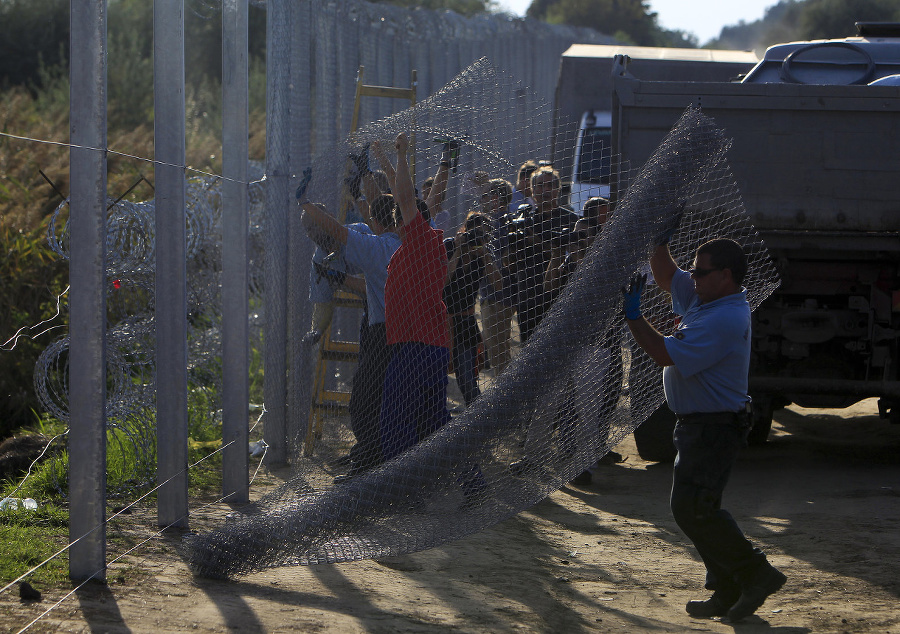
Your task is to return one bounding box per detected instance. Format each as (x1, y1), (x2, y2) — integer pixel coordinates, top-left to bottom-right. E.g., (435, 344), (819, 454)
(676, 411), (743, 425)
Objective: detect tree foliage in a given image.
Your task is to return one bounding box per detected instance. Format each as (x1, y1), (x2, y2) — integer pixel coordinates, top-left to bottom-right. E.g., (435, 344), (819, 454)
(0, 0), (69, 90)
(710, 0), (900, 51)
(526, 0), (696, 47)
(372, 0), (497, 17)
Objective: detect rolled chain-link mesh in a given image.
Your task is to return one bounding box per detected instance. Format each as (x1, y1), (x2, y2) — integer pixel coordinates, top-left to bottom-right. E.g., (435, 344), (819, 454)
(182, 59), (780, 578)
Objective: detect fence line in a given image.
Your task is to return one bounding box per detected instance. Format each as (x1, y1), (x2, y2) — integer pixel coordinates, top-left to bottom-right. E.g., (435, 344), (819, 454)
(267, 0), (613, 453)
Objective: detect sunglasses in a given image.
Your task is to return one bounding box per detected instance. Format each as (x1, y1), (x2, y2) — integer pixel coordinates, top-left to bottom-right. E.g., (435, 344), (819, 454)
(688, 267), (723, 278)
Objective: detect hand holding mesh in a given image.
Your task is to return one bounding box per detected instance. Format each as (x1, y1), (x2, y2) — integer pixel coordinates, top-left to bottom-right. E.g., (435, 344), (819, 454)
(622, 273), (647, 320)
(653, 201), (686, 246)
(295, 167), (312, 201)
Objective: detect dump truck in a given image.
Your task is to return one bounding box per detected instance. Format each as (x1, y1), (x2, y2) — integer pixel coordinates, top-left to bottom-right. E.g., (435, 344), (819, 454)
(552, 44), (759, 212)
(607, 23), (900, 460)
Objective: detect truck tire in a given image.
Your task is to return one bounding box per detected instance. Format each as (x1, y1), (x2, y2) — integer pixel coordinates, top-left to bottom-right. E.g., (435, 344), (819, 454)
(747, 396), (775, 445)
(634, 402), (677, 462)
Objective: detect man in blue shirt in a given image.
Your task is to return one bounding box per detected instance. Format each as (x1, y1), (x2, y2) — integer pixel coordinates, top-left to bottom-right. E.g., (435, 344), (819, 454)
(623, 238), (786, 622)
(300, 193), (402, 478)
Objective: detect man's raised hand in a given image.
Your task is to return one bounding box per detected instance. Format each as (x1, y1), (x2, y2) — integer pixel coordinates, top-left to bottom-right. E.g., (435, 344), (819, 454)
(395, 132), (409, 155)
(622, 273), (647, 321)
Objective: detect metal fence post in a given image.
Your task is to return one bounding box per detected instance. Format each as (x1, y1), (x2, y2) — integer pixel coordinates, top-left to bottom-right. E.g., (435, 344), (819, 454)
(154, 0), (189, 527)
(222, 0), (250, 502)
(263, 0), (290, 465)
(68, 0), (108, 582)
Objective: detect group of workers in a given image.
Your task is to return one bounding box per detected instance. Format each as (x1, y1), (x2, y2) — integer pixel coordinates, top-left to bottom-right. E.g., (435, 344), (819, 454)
(297, 133), (785, 622)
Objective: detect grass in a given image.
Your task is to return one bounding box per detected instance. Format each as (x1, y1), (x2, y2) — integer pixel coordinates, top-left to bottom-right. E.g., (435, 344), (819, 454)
(0, 505), (70, 587)
(0, 383), (268, 591)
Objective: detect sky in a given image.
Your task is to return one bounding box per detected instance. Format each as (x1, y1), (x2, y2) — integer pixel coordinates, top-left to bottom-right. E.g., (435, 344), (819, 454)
(495, 0), (779, 44)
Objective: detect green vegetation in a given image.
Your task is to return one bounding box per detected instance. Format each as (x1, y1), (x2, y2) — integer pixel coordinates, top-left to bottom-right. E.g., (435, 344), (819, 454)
(710, 0), (900, 51)
(0, 505), (70, 587)
(523, 0), (900, 48)
(526, 0), (698, 47)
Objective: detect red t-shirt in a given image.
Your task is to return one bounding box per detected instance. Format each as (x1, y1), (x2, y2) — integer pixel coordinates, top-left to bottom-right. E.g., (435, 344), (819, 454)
(385, 213), (451, 348)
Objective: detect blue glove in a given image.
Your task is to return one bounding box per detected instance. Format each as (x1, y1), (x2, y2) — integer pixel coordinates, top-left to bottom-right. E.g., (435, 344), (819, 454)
(622, 273), (647, 320)
(295, 166), (312, 201)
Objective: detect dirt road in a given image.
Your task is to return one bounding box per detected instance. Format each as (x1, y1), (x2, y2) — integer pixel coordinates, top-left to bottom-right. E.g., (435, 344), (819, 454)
(3, 399), (899, 633)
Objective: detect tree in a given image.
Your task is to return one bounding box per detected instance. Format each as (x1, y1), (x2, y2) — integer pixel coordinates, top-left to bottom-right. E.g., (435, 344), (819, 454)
(709, 0), (900, 51)
(525, 0), (674, 47)
(798, 0), (900, 40)
(372, 0), (498, 17)
(0, 0), (69, 90)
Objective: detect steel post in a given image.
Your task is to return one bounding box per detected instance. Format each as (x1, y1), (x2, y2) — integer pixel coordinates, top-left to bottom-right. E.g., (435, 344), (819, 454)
(68, 0), (108, 582)
(221, 0), (250, 502)
(154, 0), (189, 527)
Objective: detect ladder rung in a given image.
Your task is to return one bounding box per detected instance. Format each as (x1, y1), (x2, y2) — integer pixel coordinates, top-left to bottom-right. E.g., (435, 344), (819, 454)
(359, 85), (415, 100)
(313, 400), (349, 408)
(333, 289), (364, 304)
(322, 350), (359, 362)
(322, 339), (359, 362)
(313, 394), (350, 410)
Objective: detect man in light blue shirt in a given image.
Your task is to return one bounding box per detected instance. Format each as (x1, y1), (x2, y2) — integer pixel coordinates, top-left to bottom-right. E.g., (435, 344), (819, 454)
(623, 238), (785, 622)
(300, 193), (401, 477)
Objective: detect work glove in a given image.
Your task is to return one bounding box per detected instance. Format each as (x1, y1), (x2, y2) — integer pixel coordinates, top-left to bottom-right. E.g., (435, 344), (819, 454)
(622, 273), (647, 321)
(295, 166), (312, 201)
(313, 261), (346, 289)
(346, 144), (371, 199)
(350, 143), (371, 175)
(435, 137), (460, 172)
(653, 201), (686, 246)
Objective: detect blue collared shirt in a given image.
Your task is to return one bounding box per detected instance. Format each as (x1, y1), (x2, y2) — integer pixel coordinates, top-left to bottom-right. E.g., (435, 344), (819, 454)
(662, 269), (751, 415)
(344, 228), (402, 325)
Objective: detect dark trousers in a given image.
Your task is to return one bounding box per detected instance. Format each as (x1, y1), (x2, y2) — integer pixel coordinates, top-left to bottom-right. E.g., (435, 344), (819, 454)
(670, 415), (766, 596)
(451, 314), (481, 406)
(379, 342), (451, 462)
(347, 321), (389, 469)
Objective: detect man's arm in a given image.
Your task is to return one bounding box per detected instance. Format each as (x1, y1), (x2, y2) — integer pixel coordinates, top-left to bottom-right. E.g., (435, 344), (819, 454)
(425, 144), (453, 215)
(623, 273), (674, 367)
(372, 142), (398, 193)
(626, 317), (674, 367)
(445, 238), (461, 285)
(483, 252), (504, 291)
(375, 134), (417, 226)
(300, 202), (349, 246)
(543, 244), (567, 295)
(649, 244), (678, 293)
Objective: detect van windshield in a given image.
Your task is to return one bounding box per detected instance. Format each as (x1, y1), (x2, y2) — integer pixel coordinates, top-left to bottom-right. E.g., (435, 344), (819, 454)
(577, 127), (612, 184)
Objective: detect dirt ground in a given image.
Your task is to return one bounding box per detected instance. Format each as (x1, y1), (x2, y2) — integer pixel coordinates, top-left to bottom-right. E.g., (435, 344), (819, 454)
(2, 398), (899, 633)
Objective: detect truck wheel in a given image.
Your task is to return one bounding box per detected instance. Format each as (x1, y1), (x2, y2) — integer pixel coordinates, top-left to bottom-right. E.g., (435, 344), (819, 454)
(634, 402), (677, 462)
(747, 396), (775, 445)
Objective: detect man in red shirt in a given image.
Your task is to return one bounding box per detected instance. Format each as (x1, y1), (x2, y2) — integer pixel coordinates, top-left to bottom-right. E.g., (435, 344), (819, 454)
(373, 133), (453, 460)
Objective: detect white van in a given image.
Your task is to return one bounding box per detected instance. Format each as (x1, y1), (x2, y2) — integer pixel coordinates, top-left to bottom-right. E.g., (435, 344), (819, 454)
(569, 110), (613, 214)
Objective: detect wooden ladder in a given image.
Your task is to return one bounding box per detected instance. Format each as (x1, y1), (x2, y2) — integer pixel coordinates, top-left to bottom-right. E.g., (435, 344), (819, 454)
(304, 65), (417, 455)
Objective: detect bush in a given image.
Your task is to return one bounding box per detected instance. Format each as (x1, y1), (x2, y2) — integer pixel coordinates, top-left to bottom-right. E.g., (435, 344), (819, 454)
(0, 221), (68, 439)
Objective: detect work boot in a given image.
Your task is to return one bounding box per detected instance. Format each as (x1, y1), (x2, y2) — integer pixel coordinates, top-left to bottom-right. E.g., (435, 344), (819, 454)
(727, 563), (786, 622)
(685, 590), (738, 618)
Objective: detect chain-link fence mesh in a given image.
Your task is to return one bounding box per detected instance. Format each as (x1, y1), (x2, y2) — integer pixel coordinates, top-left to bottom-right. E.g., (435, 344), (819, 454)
(182, 59), (780, 578)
